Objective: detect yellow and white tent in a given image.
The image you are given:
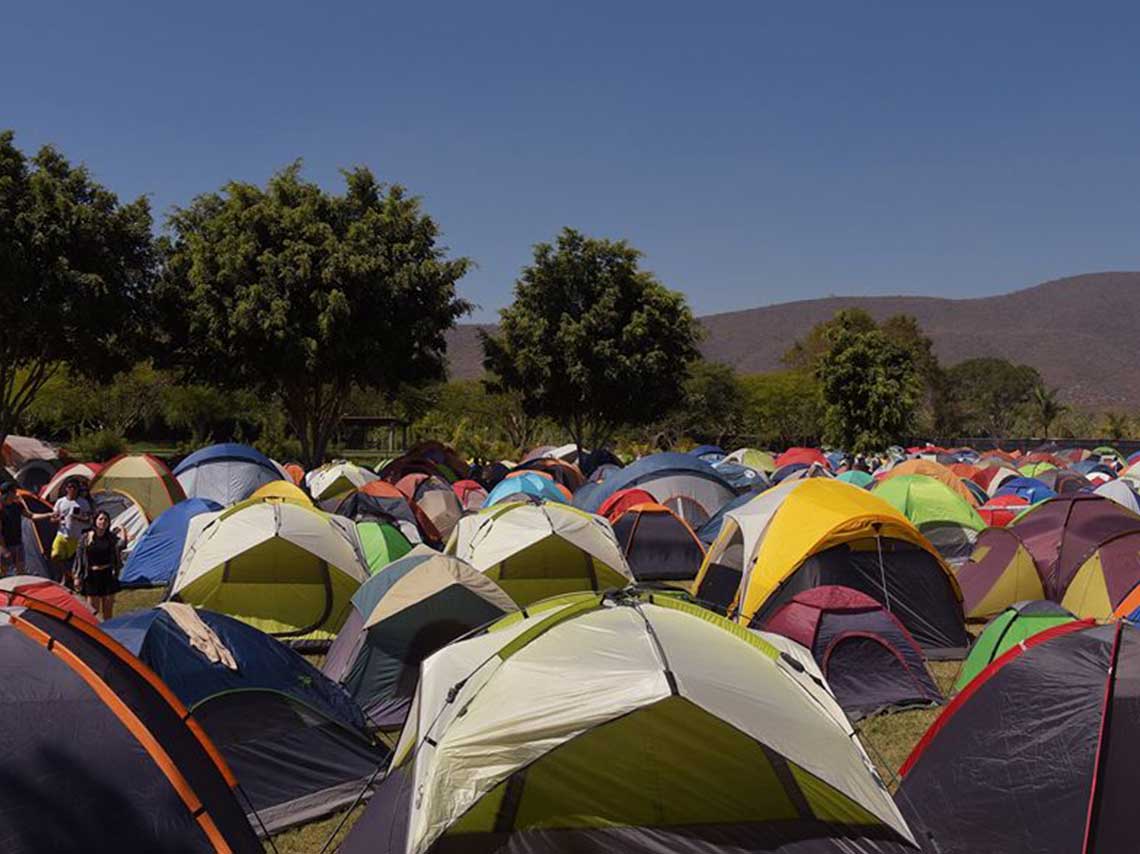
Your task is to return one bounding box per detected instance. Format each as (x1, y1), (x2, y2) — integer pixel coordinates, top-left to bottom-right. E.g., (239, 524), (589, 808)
(306, 461), (380, 508)
(91, 453), (185, 520)
(446, 501), (633, 606)
(339, 590), (915, 854)
(693, 478), (967, 657)
(169, 496), (369, 646)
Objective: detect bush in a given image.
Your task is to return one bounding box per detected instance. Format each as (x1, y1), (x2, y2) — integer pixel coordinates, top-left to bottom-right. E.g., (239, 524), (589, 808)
(67, 429), (128, 462)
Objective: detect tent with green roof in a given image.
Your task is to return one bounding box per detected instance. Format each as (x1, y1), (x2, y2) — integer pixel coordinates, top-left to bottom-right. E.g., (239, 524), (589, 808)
(837, 470), (874, 488)
(954, 600), (1081, 692)
(356, 520), (413, 574)
(871, 474), (985, 562)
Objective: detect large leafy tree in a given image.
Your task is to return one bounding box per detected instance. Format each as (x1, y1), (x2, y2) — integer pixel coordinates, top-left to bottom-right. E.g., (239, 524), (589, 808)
(817, 324), (922, 452)
(158, 163), (470, 467)
(0, 131), (156, 449)
(483, 228), (702, 456)
(943, 357), (1041, 438)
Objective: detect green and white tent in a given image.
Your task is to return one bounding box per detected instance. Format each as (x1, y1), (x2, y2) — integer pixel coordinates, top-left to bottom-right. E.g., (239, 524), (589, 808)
(872, 474), (985, 563)
(445, 501), (633, 606)
(169, 496), (370, 648)
(341, 590), (915, 854)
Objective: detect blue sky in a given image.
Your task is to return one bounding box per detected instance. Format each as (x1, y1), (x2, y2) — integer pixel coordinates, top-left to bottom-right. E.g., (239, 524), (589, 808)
(7, 2), (1140, 321)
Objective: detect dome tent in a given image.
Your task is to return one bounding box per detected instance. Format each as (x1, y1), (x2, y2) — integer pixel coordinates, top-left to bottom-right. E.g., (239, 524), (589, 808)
(322, 547), (517, 730)
(446, 501), (633, 606)
(483, 470), (569, 507)
(91, 453), (185, 520)
(0, 599), (261, 853)
(103, 606), (388, 835)
(334, 479), (439, 546)
(0, 575), (96, 623)
(897, 620), (1140, 854)
(762, 585), (942, 721)
(307, 460), (381, 503)
(953, 600), (1079, 692)
(119, 497), (223, 588)
(39, 461), (102, 502)
(611, 502), (706, 583)
(871, 474), (985, 563)
(574, 452), (737, 528)
(168, 496), (370, 648)
(341, 590), (914, 854)
(958, 495), (1140, 618)
(396, 473), (464, 540)
(173, 443), (286, 506)
(357, 520), (414, 574)
(692, 479), (967, 657)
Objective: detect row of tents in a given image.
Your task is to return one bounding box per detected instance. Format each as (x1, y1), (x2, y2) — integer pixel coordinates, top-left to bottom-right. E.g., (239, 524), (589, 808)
(7, 436), (1140, 851)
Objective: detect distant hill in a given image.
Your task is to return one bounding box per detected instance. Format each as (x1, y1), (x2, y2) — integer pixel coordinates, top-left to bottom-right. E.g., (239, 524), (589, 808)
(446, 272), (1140, 409)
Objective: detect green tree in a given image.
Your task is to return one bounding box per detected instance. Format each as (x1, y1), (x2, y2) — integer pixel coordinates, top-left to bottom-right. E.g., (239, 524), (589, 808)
(944, 358), (1041, 438)
(1029, 384), (1067, 438)
(782, 308), (877, 371)
(666, 360), (747, 447)
(0, 131), (155, 449)
(483, 228), (702, 456)
(739, 370), (824, 447)
(1102, 411), (1131, 441)
(817, 324), (922, 452)
(157, 162), (470, 468)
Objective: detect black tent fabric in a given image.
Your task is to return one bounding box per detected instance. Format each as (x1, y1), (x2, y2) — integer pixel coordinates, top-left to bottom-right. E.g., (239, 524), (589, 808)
(895, 620), (1133, 853)
(0, 602), (261, 853)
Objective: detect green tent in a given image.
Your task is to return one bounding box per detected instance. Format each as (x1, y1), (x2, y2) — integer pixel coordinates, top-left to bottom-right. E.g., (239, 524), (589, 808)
(357, 520), (413, 574)
(871, 473), (985, 562)
(836, 470), (874, 488)
(1018, 461), (1057, 478)
(953, 600), (1078, 692)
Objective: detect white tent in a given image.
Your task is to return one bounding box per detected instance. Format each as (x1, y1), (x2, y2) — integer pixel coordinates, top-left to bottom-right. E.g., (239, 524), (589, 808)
(340, 591), (914, 854)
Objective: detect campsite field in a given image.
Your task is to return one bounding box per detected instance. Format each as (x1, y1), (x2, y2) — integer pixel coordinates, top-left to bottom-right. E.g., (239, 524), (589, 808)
(113, 589), (959, 853)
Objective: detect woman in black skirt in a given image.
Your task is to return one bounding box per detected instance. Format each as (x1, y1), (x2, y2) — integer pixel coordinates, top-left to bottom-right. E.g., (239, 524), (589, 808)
(74, 510), (128, 620)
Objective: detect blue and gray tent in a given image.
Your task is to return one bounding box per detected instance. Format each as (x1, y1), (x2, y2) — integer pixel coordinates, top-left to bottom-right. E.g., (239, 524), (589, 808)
(994, 476), (1058, 505)
(103, 606), (387, 835)
(323, 547), (517, 730)
(484, 471), (568, 507)
(120, 497), (223, 587)
(573, 452), (737, 527)
(173, 443), (285, 506)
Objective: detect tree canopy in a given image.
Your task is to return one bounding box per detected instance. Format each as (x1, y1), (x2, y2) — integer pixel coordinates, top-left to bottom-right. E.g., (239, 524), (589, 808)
(816, 322), (922, 452)
(483, 228), (702, 455)
(0, 131), (156, 449)
(157, 162), (470, 467)
(943, 357), (1041, 438)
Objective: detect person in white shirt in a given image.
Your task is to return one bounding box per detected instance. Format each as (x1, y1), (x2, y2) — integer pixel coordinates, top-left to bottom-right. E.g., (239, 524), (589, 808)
(31, 479), (91, 587)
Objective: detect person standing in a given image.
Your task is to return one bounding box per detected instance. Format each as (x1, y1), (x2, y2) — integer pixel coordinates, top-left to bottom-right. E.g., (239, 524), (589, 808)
(32, 479), (91, 586)
(74, 510), (127, 620)
(0, 484), (29, 576)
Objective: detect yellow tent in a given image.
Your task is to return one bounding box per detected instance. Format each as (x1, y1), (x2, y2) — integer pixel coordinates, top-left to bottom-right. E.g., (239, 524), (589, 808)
(693, 479), (966, 656)
(249, 479), (313, 506)
(91, 453), (185, 520)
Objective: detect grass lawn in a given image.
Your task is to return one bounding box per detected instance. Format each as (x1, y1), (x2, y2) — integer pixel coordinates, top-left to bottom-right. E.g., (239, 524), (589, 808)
(114, 588), (962, 851)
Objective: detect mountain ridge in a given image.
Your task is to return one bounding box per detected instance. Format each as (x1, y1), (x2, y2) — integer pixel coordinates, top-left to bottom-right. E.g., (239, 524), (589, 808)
(444, 271), (1140, 409)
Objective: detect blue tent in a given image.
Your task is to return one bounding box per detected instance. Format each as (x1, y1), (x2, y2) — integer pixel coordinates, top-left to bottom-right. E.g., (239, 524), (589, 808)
(712, 460), (769, 491)
(104, 607), (386, 834)
(173, 443), (283, 506)
(573, 453), (737, 527)
(119, 497), (222, 587)
(483, 471), (568, 507)
(994, 476), (1058, 505)
(688, 445), (725, 463)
